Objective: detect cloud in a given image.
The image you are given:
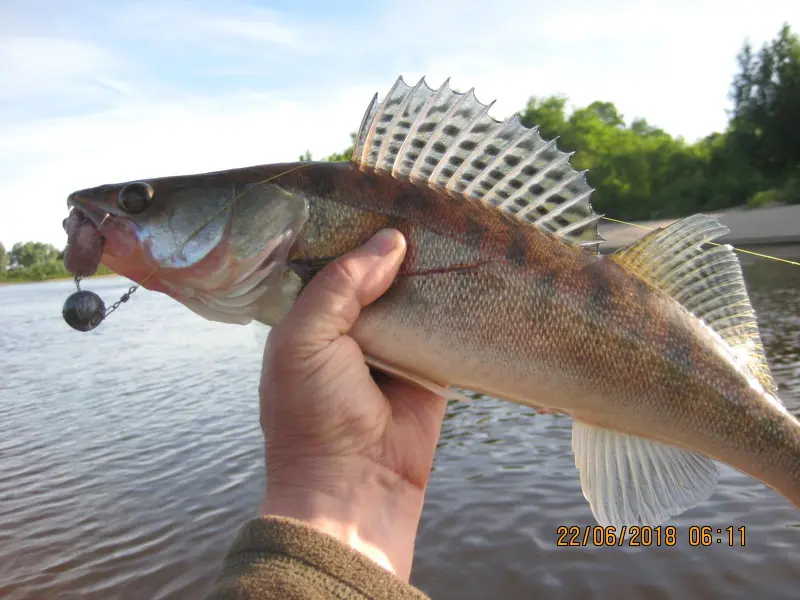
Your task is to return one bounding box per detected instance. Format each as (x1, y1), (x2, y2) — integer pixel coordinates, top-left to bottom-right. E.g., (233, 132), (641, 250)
(0, 36), (124, 108)
(110, 2), (317, 58)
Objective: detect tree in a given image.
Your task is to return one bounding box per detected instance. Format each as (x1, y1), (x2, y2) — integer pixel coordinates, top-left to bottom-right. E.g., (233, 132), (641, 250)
(327, 132), (357, 162)
(519, 95), (568, 141)
(0, 242), (7, 272)
(9, 242), (61, 269)
(586, 101), (625, 128)
(729, 23), (800, 178)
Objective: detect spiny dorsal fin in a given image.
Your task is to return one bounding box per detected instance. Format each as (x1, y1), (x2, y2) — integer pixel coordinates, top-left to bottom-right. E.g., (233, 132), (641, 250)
(611, 214), (776, 395)
(353, 76), (603, 249)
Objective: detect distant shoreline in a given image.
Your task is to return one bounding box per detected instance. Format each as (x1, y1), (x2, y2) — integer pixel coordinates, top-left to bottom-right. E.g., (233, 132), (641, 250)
(0, 273), (121, 286)
(599, 204), (800, 251)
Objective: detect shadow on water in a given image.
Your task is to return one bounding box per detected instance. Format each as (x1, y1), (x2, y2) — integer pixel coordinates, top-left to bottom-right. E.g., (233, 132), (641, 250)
(0, 245), (799, 599)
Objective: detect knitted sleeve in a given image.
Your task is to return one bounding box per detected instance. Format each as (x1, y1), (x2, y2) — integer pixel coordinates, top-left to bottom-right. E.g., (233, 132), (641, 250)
(204, 516), (432, 600)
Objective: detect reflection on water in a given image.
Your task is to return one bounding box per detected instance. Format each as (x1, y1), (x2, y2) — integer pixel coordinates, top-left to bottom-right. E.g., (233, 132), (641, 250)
(1, 245), (799, 600)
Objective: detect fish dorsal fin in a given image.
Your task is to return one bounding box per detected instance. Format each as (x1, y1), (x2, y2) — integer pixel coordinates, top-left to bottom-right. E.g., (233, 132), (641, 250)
(353, 76), (603, 248)
(611, 214), (776, 394)
(572, 421), (718, 526)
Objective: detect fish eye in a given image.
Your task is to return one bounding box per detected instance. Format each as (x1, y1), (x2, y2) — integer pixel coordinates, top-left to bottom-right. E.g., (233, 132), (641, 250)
(118, 182), (154, 214)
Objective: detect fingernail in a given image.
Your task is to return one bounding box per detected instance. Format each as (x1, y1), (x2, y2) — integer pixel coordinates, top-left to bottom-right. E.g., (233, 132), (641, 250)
(365, 229), (400, 257)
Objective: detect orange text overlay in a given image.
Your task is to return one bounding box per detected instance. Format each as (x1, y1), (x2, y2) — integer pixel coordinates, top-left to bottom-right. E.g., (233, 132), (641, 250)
(556, 525), (746, 547)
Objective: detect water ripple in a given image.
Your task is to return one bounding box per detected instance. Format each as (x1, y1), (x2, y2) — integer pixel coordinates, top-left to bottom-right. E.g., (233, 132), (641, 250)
(1, 248), (799, 599)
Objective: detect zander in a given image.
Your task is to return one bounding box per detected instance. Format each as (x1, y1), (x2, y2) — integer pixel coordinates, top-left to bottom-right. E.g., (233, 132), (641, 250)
(62, 76), (800, 527)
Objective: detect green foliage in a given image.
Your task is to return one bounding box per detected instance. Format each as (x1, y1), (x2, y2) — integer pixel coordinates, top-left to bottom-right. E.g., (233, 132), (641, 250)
(519, 96), (568, 140)
(748, 188), (782, 208)
(321, 25), (798, 223)
(4, 259), (69, 282)
(10, 241), (61, 269)
(519, 94), (717, 220)
(326, 132), (356, 162)
(0, 240), (114, 283)
(326, 147), (354, 162)
(748, 176), (800, 208)
(729, 23), (800, 178)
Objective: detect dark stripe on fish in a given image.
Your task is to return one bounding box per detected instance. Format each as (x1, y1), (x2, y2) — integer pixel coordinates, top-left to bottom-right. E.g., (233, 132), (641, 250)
(392, 188), (434, 213)
(535, 269), (559, 303)
(506, 228), (527, 267)
(464, 214), (488, 246)
(585, 261), (613, 314)
(664, 323), (695, 375)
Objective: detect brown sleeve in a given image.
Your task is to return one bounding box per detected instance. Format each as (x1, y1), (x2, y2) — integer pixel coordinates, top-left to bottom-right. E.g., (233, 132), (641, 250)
(204, 516), (432, 600)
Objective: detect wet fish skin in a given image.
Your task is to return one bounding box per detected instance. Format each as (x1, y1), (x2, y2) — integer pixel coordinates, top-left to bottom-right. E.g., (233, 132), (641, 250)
(71, 160), (800, 512)
(276, 163), (800, 513)
(63, 76), (800, 526)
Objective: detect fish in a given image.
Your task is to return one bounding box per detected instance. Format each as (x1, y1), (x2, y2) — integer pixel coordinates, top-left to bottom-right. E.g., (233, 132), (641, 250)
(63, 75), (800, 527)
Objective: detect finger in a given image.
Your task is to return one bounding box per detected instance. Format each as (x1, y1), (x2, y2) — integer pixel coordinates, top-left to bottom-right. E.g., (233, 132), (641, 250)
(274, 228), (406, 356)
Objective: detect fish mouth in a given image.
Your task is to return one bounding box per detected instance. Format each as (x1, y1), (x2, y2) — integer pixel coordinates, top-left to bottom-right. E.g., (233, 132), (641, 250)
(66, 193), (111, 230)
(64, 194), (140, 278)
(63, 199), (106, 278)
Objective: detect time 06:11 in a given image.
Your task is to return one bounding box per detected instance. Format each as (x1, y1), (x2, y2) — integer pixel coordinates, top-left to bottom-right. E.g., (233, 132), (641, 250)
(688, 526), (746, 547)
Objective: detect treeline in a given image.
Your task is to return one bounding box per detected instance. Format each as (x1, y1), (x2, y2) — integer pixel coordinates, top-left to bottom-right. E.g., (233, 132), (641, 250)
(317, 23), (800, 222)
(0, 241), (112, 283)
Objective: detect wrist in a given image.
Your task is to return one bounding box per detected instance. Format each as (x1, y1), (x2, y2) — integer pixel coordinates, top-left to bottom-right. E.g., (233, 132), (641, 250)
(260, 455), (426, 580)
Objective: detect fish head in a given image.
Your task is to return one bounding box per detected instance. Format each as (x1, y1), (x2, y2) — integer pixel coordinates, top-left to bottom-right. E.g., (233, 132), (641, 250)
(64, 170), (310, 324)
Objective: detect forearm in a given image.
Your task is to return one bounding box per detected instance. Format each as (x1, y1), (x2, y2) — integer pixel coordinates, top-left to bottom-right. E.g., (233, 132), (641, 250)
(261, 455), (427, 581)
(204, 516), (431, 600)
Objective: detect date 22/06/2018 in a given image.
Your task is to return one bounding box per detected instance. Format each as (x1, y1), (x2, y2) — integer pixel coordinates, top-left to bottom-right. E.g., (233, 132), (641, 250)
(556, 525), (746, 547)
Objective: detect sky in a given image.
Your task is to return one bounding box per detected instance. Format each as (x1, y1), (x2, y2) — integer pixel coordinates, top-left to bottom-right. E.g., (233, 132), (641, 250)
(1, 0), (798, 249)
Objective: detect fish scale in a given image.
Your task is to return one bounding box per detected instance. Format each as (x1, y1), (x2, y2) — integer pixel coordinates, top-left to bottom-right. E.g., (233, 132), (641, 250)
(62, 75), (800, 527)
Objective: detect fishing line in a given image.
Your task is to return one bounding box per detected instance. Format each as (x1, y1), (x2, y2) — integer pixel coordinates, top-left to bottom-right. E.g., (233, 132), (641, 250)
(601, 216), (800, 267)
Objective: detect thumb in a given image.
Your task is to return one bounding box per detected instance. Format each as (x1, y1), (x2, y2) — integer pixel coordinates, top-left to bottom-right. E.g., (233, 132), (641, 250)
(274, 228), (407, 356)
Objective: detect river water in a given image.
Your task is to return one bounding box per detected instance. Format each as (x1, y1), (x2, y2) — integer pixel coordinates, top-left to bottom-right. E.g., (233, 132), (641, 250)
(1, 245), (799, 599)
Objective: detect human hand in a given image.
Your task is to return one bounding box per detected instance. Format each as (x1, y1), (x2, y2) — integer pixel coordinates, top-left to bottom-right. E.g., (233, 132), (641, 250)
(259, 229), (447, 581)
